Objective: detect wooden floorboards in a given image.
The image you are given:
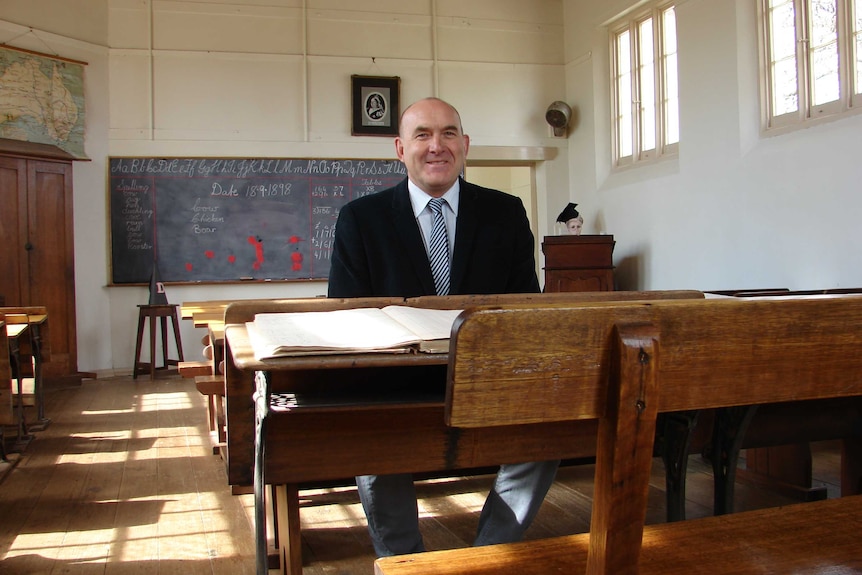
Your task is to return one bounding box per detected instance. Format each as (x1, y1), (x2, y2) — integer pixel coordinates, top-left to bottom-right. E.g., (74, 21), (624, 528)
(0, 375), (842, 575)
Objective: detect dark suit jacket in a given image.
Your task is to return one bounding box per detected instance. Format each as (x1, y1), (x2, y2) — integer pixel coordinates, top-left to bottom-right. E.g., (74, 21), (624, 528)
(328, 178), (540, 298)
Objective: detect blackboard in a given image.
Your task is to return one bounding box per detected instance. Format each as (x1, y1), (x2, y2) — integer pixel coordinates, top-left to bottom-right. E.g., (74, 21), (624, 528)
(109, 157), (406, 284)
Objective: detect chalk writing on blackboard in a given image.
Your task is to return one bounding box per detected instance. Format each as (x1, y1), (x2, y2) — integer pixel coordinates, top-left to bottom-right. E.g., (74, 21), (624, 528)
(109, 157), (406, 284)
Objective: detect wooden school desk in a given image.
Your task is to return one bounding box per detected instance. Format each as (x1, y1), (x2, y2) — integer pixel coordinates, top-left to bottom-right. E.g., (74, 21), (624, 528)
(703, 290), (862, 511)
(223, 291), (708, 575)
(1, 308), (49, 430)
(4, 321), (32, 449)
(225, 292), (862, 575)
(0, 315), (11, 459)
(181, 299), (252, 375)
(374, 297), (862, 575)
(178, 302), (228, 451)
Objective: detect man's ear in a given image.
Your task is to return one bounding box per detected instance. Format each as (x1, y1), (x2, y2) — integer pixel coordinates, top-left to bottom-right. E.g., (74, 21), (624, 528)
(394, 137), (404, 161)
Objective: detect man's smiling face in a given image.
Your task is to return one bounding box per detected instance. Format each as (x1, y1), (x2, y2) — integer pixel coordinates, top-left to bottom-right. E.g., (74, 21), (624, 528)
(395, 98), (470, 198)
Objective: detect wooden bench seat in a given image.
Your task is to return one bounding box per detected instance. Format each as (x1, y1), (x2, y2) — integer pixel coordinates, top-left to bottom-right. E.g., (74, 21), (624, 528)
(178, 360), (212, 378)
(375, 495), (862, 575)
(374, 295), (862, 575)
(196, 374), (226, 449)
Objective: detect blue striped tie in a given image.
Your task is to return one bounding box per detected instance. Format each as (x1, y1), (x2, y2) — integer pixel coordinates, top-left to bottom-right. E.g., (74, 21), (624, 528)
(427, 198), (450, 296)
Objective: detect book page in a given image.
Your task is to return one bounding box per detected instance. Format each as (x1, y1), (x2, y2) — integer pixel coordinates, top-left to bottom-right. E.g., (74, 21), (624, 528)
(248, 307), (422, 358)
(380, 306), (463, 342)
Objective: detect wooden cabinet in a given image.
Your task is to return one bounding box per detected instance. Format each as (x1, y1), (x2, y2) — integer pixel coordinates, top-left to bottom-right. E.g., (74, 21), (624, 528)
(0, 139), (82, 385)
(542, 235), (615, 292)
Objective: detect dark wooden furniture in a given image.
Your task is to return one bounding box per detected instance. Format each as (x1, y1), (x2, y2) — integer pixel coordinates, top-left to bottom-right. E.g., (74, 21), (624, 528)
(223, 290), (703, 575)
(375, 496), (862, 575)
(706, 288), (862, 508)
(375, 295), (862, 575)
(0, 314), (12, 460)
(180, 300), (234, 451)
(0, 139), (85, 386)
(5, 321), (32, 449)
(542, 234), (615, 292)
(1, 307), (50, 430)
(133, 304), (185, 380)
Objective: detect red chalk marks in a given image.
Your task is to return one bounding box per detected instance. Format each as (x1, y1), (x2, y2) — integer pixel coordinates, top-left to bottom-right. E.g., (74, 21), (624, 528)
(291, 251), (303, 271)
(228, 254), (236, 264)
(204, 250), (215, 259)
(185, 262), (193, 272)
(286, 235), (304, 271)
(248, 235), (265, 270)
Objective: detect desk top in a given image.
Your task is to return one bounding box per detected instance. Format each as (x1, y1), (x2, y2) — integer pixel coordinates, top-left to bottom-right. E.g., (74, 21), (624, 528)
(27, 313), (48, 324)
(5, 323), (28, 339)
(208, 322), (225, 344)
(191, 311), (225, 328)
(0, 312), (47, 325)
(180, 300), (232, 319)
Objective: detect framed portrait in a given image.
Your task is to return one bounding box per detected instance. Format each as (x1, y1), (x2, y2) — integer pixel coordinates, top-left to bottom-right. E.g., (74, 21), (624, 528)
(351, 75), (400, 136)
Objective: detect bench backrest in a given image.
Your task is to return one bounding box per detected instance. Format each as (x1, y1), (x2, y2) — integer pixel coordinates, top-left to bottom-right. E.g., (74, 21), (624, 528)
(407, 289), (703, 310)
(446, 295), (862, 574)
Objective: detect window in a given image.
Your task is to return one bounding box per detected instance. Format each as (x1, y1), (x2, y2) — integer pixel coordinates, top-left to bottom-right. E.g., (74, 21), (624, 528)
(610, 2), (679, 168)
(761, 0), (862, 130)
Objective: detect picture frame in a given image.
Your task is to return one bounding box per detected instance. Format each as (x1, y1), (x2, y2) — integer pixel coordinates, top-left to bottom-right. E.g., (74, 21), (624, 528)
(351, 75), (400, 136)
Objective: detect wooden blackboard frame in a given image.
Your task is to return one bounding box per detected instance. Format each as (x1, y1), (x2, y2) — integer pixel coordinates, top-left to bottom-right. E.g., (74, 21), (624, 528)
(108, 156), (406, 285)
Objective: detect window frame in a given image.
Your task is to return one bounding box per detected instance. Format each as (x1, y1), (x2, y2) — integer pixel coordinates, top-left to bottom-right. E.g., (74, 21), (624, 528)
(609, 0), (679, 170)
(759, 0), (862, 132)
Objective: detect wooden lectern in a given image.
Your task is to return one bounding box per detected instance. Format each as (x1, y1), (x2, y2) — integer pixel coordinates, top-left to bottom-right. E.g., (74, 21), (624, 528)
(542, 234), (615, 292)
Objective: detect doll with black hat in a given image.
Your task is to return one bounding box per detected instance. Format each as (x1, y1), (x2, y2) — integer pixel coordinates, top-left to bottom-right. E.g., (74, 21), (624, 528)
(556, 202), (583, 235)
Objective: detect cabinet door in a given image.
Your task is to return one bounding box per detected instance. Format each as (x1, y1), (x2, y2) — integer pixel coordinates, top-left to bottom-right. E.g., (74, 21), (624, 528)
(0, 157), (27, 304)
(26, 160), (77, 380)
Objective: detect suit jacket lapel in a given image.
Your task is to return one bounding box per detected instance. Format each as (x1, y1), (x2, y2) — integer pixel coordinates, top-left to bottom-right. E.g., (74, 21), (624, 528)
(389, 181), (438, 295)
(450, 179), (478, 294)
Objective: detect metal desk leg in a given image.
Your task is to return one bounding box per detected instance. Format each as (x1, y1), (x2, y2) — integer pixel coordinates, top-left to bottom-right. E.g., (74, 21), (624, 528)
(659, 410), (700, 522)
(711, 405), (758, 515)
(0, 426), (7, 461)
(29, 323), (50, 430)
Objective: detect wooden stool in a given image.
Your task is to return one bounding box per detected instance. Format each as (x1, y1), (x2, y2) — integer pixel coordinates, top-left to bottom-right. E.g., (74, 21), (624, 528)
(133, 304), (185, 380)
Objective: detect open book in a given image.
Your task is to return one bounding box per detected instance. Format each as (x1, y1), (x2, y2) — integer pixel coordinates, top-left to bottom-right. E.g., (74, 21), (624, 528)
(246, 305), (463, 359)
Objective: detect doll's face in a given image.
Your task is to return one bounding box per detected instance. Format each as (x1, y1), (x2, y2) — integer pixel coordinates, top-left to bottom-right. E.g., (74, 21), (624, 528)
(565, 217), (583, 235)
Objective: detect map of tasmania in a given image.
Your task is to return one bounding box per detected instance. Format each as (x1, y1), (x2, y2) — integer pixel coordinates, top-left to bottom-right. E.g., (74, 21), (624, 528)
(0, 47), (86, 158)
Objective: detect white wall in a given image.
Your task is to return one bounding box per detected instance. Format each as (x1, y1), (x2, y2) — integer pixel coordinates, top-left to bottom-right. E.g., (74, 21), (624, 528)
(1, 0), (570, 374)
(563, 0), (862, 292)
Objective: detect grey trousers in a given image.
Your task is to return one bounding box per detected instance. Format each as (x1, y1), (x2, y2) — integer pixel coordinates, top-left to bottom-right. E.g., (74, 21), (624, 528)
(356, 459), (560, 557)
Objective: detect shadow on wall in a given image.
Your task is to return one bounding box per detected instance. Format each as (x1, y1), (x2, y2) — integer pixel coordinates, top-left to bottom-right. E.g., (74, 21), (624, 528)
(591, 211), (607, 235)
(614, 254), (644, 291)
